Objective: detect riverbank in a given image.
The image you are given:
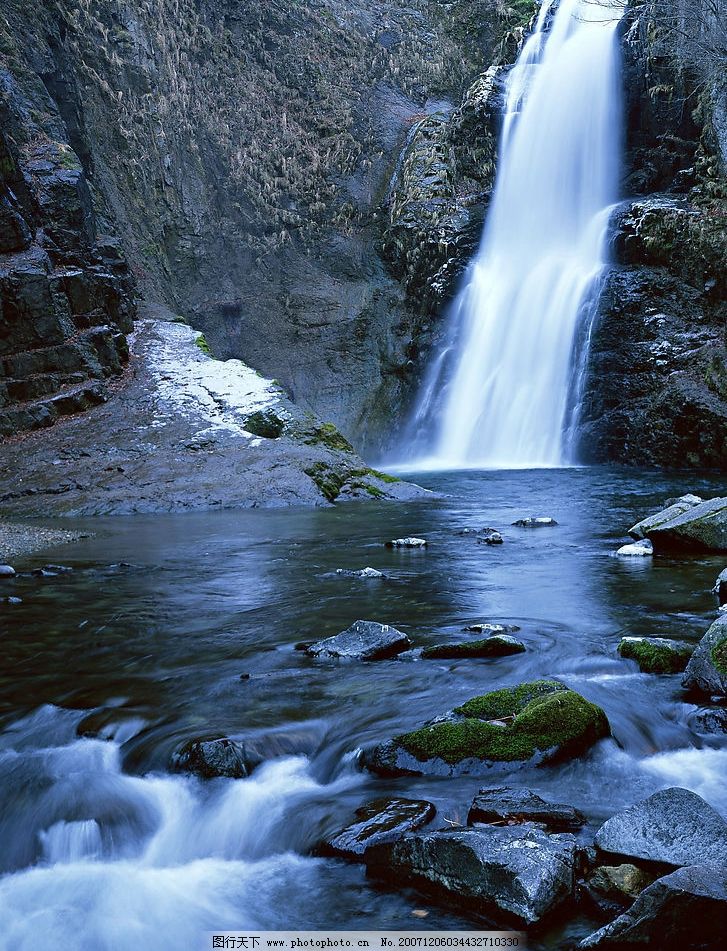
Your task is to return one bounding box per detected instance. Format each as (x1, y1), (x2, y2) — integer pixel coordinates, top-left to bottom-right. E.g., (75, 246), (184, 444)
(0, 309), (427, 517)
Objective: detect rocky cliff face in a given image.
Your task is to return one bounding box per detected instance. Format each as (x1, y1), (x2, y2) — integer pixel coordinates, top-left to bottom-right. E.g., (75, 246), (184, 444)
(577, 0), (727, 469)
(0, 0), (513, 453)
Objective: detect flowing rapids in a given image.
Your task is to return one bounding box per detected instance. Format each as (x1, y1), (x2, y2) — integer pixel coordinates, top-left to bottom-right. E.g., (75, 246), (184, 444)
(405, 0), (624, 469)
(0, 468), (726, 948)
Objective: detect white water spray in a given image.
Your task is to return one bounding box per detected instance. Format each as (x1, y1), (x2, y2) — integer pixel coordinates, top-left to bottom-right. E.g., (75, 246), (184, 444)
(405, 0), (623, 469)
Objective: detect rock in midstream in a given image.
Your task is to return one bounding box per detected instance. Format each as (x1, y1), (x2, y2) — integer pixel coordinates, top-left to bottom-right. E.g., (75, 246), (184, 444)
(320, 798), (435, 860)
(579, 864), (727, 949)
(306, 620), (411, 660)
(628, 494), (703, 539)
(594, 787), (727, 867)
(365, 680), (610, 777)
(369, 826), (577, 927)
(467, 786), (585, 831)
(682, 614), (727, 697)
(639, 496), (727, 553)
(617, 636), (693, 674)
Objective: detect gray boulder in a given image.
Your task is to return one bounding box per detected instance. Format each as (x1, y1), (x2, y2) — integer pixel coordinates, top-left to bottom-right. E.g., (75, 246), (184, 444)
(377, 826), (577, 926)
(643, 497), (727, 553)
(385, 537), (427, 548)
(335, 567), (385, 579)
(478, 528), (504, 545)
(174, 738), (248, 779)
(595, 787), (727, 867)
(682, 614), (727, 697)
(713, 567), (727, 605)
(688, 707), (727, 734)
(467, 786), (584, 831)
(628, 494), (703, 540)
(579, 864), (727, 949)
(306, 620), (411, 660)
(321, 798), (435, 860)
(0, 565), (16, 578)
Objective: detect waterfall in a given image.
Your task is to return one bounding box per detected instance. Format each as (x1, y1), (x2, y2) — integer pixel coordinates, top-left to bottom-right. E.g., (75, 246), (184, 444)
(404, 0), (623, 470)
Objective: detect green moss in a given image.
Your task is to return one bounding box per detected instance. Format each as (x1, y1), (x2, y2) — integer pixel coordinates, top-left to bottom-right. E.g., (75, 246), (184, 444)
(303, 422), (354, 453)
(195, 334), (214, 357)
(363, 484), (385, 499)
(172, 315), (190, 325)
(421, 636), (525, 659)
(244, 409), (284, 439)
(367, 468), (400, 484)
(304, 462), (345, 502)
(455, 680), (565, 719)
(711, 637), (727, 675)
(398, 685), (609, 766)
(618, 637), (693, 674)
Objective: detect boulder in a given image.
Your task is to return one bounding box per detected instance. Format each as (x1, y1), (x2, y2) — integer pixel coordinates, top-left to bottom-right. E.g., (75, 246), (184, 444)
(688, 707), (727, 734)
(0, 565), (16, 578)
(365, 680), (610, 777)
(174, 738), (248, 779)
(512, 516), (558, 527)
(585, 864), (655, 916)
(713, 567), (727, 605)
(628, 494), (703, 540)
(375, 826), (577, 926)
(643, 497), (727, 553)
(335, 567), (385, 579)
(615, 539), (653, 557)
(306, 620), (411, 660)
(467, 786), (584, 831)
(579, 864), (727, 949)
(421, 635), (526, 659)
(682, 615), (727, 697)
(465, 622), (521, 634)
(594, 787), (727, 867)
(320, 798), (435, 860)
(174, 728), (320, 778)
(617, 636), (693, 674)
(385, 537), (427, 548)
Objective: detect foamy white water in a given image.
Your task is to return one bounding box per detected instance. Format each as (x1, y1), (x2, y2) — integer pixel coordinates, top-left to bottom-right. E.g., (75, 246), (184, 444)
(405, 0), (623, 469)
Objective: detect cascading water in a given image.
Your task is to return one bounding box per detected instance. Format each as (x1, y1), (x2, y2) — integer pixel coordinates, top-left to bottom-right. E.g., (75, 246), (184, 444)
(404, 0), (624, 470)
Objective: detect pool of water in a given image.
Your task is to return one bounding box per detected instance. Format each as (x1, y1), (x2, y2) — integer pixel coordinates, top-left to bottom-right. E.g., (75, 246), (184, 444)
(0, 466), (725, 949)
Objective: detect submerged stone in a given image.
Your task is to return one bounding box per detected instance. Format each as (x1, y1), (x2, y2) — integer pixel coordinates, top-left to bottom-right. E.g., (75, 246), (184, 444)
(512, 516), (558, 527)
(374, 826), (577, 926)
(478, 528), (504, 545)
(0, 565), (17, 578)
(617, 636), (693, 674)
(421, 635), (525, 659)
(335, 567), (385, 579)
(365, 680), (609, 777)
(174, 738), (248, 779)
(320, 798), (435, 860)
(579, 864), (727, 949)
(467, 786), (585, 831)
(682, 614), (727, 697)
(306, 620), (411, 660)
(594, 787), (727, 867)
(464, 622), (521, 634)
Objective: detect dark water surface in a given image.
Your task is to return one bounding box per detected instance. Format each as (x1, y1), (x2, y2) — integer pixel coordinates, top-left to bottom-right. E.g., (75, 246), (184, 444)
(1, 467), (726, 949)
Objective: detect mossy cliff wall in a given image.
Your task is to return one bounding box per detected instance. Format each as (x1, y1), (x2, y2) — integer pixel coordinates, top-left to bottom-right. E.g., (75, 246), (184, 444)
(0, 0), (509, 448)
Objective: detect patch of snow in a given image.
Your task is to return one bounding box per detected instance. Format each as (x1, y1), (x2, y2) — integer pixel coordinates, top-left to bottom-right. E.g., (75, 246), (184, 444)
(143, 320), (282, 439)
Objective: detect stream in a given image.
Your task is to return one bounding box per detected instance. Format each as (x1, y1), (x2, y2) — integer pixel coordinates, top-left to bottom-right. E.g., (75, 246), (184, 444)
(1, 466), (726, 949)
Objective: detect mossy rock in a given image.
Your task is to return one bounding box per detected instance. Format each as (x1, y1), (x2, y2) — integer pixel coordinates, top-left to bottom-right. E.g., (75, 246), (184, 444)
(302, 421), (354, 453)
(366, 680), (610, 777)
(244, 409), (284, 439)
(421, 635), (525, 659)
(195, 333), (214, 357)
(711, 637), (727, 675)
(618, 636), (693, 674)
(304, 462), (346, 502)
